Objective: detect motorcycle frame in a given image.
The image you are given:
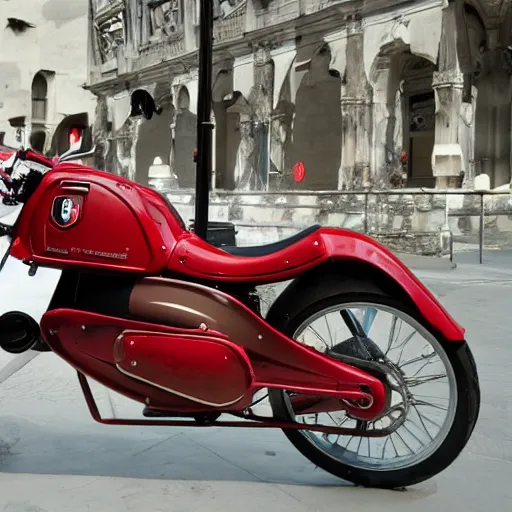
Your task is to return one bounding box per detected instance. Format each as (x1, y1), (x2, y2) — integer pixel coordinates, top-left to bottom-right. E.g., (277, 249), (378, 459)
(76, 372), (389, 437)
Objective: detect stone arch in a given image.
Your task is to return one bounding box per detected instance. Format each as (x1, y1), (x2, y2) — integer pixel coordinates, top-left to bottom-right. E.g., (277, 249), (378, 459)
(177, 86), (190, 111)
(288, 43), (342, 190)
(135, 81), (174, 187)
(370, 48), (437, 188)
(226, 91), (255, 190)
(212, 68), (237, 189)
(474, 49), (512, 188)
(174, 85), (197, 187)
(272, 43), (341, 190)
(30, 72), (50, 153)
(31, 73), (48, 122)
(456, 1), (488, 79)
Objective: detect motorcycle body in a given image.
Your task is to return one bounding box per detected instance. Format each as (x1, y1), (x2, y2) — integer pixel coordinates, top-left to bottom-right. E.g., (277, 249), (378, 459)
(0, 148), (480, 489)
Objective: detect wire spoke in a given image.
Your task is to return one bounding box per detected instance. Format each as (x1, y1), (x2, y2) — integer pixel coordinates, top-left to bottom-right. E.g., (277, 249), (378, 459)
(283, 303), (456, 471)
(393, 331), (417, 365)
(305, 324), (330, 350)
(385, 316), (399, 355)
(411, 406), (434, 441)
(325, 315), (334, 346)
(412, 399), (448, 412)
(401, 422), (427, 447)
(406, 373), (447, 387)
(400, 351), (437, 369)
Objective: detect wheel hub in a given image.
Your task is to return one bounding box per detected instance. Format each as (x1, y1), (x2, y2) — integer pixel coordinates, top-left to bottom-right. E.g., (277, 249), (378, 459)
(327, 335), (410, 424)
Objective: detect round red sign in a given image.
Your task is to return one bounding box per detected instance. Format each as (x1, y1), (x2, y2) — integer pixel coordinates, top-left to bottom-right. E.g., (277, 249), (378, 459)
(293, 162), (306, 183)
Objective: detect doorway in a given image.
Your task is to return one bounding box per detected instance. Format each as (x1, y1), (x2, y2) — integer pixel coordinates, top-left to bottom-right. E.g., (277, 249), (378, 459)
(408, 91), (435, 187)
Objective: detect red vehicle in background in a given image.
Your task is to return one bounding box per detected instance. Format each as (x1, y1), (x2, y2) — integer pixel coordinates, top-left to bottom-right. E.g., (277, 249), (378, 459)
(0, 144), (15, 162)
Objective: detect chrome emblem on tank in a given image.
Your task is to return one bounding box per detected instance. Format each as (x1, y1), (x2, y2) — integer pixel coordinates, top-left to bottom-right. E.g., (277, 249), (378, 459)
(51, 195), (83, 229)
(61, 198), (73, 223)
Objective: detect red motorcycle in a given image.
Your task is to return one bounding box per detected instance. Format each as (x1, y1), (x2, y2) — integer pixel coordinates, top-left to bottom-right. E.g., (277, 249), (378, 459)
(0, 139), (480, 489)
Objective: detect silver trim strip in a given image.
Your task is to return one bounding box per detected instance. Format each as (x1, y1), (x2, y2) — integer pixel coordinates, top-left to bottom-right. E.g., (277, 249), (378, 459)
(115, 364), (246, 408)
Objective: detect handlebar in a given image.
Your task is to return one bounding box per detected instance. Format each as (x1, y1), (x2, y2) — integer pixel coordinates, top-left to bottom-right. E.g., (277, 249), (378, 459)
(17, 149), (54, 169)
(0, 148), (54, 204)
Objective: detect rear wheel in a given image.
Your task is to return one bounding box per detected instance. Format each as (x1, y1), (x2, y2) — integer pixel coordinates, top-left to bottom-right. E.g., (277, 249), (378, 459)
(268, 289), (480, 489)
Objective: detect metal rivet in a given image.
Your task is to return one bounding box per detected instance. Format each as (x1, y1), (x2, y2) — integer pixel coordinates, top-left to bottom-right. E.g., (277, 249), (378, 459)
(81, 325), (86, 331)
(285, 260), (289, 264)
(49, 329), (56, 336)
(131, 360), (137, 367)
(130, 341), (135, 346)
(145, 397), (150, 405)
(258, 334), (263, 340)
(199, 323), (208, 331)
(161, 245), (166, 250)
(314, 241), (319, 246)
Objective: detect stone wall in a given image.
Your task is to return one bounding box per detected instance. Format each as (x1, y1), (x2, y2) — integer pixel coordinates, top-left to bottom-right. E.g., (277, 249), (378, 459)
(165, 189), (447, 254)
(163, 188), (512, 255)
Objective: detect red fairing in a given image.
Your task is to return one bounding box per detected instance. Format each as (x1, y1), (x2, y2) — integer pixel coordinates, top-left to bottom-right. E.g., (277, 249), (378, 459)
(114, 330), (254, 407)
(168, 228), (464, 341)
(40, 309), (384, 418)
(171, 231), (328, 280)
(10, 163), (185, 273)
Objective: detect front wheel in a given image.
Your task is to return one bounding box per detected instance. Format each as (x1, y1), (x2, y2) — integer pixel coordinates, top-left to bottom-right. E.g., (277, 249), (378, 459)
(268, 289), (480, 489)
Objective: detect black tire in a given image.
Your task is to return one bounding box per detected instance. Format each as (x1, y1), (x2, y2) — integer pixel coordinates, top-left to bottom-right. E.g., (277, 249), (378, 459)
(268, 289), (480, 489)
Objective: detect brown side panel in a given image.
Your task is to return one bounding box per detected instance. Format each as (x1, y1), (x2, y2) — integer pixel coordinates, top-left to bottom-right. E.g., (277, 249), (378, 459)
(129, 277), (324, 378)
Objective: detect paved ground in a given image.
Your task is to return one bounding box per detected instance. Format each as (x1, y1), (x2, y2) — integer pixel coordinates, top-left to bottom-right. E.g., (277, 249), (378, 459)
(1, 248), (511, 510)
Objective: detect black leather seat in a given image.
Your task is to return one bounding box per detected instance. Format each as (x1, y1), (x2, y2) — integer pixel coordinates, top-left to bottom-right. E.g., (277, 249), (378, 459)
(222, 225), (321, 258)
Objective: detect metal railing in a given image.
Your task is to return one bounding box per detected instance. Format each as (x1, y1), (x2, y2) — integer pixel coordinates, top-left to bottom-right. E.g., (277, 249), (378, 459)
(218, 188), (512, 265)
(342, 189), (509, 265)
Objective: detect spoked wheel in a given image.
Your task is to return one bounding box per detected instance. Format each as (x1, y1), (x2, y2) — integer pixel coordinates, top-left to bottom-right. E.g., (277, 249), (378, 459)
(269, 289), (480, 489)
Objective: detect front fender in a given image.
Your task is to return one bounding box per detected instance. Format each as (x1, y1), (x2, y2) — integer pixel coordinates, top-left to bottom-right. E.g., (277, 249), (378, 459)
(267, 228), (463, 342)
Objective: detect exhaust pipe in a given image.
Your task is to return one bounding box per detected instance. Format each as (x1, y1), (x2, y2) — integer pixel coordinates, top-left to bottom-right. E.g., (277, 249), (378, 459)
(0, 311), (41, 354)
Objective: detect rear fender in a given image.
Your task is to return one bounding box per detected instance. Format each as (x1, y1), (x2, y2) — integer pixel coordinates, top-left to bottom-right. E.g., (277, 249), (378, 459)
(266, 228), (464, 342)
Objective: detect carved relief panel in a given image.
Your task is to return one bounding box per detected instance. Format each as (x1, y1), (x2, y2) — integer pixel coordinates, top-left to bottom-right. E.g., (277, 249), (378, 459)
(94, 0), (126, 64)
(212, 0), (247, 43)
(147, 0), (184, 40)
(252, 0), (298, 30)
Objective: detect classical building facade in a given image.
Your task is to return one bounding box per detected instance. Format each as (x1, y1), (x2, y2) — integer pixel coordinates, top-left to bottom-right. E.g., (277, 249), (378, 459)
(0, 0), (96, 155)
(86, 0), (512, 252)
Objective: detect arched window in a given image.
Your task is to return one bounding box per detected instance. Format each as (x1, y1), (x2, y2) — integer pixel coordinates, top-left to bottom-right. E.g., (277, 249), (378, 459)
(177, 86), (190, 111)
(31, 72), (48, 122)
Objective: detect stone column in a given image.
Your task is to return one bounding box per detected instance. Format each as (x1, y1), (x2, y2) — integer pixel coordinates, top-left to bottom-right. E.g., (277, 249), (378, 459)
(338, 22), (372, 190)
(92, 96), (114, 172)
(431, 3), (467, 188)
(371, 55), (405, 188)
(432, 69), (465, 188)
(235, 42), (274, 191)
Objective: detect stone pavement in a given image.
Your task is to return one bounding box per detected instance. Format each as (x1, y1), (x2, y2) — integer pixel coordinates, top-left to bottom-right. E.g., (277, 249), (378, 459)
(1, 248), (511, 510)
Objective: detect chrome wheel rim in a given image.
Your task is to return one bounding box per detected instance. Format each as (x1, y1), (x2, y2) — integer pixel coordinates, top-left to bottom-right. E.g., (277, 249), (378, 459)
(283, 302), (458, 472)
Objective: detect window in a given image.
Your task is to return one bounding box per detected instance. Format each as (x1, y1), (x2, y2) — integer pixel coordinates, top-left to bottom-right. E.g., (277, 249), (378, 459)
(31, 73), (48, 123)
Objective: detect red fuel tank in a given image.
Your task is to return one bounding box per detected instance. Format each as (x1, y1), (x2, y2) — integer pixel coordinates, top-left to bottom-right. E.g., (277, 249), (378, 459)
(10, 163), (186, 274)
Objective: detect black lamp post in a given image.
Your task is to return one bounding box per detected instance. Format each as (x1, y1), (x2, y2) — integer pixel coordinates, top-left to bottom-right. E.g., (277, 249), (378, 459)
(194, 0), (214, 241)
